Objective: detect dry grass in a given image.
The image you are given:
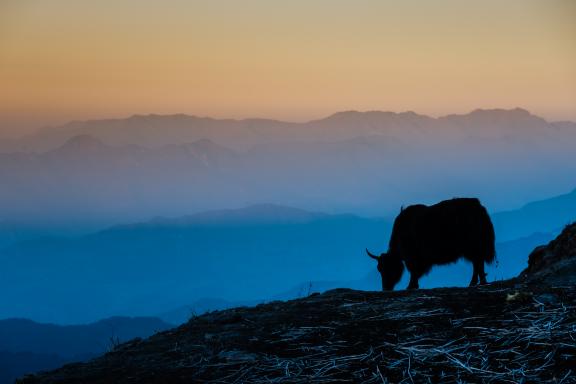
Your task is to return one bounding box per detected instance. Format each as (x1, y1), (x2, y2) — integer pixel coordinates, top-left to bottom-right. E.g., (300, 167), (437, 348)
(20, 282), (576, 384)
(191, 288), (575, 383)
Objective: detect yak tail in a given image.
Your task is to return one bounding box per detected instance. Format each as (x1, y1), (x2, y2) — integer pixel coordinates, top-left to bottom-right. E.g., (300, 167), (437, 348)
(482, 206), (497, 265)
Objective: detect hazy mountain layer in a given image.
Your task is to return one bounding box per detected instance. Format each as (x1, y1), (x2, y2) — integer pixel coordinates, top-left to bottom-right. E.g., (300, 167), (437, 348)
(1, 199), (564, 324)
(0, 205), (389, 323)
(0, 109), (575, 225)
(4, 109), (574, 153)
(492, 187), (576, 241)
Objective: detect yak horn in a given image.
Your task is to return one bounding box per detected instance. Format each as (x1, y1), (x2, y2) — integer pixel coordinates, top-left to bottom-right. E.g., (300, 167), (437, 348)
(366, 248), (380, 260)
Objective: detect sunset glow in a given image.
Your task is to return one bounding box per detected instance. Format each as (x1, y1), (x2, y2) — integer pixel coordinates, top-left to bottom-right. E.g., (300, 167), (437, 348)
(0, 0), (575, 134)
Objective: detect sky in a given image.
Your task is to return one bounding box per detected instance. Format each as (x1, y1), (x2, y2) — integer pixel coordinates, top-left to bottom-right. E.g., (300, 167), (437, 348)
(0, 0), (575, 136)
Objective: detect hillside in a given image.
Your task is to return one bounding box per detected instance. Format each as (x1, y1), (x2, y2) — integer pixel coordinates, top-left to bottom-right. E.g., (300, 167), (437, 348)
(19, 224), (576, 383)
(0, 317), (172, 384)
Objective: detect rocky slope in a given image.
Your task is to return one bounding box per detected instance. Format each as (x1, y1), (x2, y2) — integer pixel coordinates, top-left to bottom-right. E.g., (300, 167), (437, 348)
(19, 224), (576, 383)
(520, 222), (576, 286)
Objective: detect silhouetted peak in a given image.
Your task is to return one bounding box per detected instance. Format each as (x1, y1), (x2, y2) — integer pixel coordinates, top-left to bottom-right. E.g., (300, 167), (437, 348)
(232, 203), (325, 219)
(126, 113), (211, 123)
(174, 204), (328, 225)
(470, 107), (531, 117)
(110, 204), (329, 231)
(318, 110), (431, 123)
(443, 108), (545, 123)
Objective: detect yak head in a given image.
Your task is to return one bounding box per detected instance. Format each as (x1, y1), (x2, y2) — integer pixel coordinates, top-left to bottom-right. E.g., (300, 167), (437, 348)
(366, 249), (404, 291)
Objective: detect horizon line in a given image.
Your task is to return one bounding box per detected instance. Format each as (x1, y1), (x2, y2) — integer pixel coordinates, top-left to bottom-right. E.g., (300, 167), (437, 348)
(49, 106), (568, 128)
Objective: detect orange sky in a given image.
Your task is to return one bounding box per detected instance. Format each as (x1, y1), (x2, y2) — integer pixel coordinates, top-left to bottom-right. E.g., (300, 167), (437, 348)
(0, 0), (575, 135)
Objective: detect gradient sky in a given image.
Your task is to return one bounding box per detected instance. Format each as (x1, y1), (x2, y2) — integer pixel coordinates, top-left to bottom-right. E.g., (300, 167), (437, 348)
(0, 0), (575, 135)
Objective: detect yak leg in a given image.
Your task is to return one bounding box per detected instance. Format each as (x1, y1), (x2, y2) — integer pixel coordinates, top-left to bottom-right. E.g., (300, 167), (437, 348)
(469, 266), (479, 287)
(477, 260), (488, 285)
(470, 259), (487, 286)
(407, 273), (420, 290)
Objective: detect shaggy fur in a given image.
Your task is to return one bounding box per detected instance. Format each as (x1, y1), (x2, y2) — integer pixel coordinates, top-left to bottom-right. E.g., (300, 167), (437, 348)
(368, 198), (496, 290)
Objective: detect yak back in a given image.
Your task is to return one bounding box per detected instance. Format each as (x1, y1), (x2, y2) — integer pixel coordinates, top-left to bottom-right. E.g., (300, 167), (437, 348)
(388, 198), (495, 267)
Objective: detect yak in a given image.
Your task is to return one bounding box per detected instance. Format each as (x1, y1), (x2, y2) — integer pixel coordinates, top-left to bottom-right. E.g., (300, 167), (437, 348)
(366, 198), (495, 291)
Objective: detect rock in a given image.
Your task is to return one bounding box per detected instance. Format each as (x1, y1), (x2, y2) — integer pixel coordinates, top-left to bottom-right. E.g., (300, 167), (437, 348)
(521, 222), (576, 285)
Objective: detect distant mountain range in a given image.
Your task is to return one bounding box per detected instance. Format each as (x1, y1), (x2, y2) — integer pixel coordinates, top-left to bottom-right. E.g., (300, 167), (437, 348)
(492, 187), (576, 241)
(0, 108), (575, 224)
(0, 134), (242, 222)
(0, 316), (172, 384)
(3, 184), (574, 324)
(114, 203), (329, 228)
(0, 204), (389, 323)
(3, 108), (574, 153)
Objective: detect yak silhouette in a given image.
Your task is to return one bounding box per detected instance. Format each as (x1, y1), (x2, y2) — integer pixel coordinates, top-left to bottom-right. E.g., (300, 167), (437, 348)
(367, 198), (496, 290)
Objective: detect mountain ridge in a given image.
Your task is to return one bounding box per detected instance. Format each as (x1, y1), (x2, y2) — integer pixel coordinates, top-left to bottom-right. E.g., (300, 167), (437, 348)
(492, 187), (576, 241)
(1, 107), (575, 222)
(103, 203), (332, 231)
(30, 107), (570, 131)
(0, 204), (388, 323)
(3, 108), (572, 154)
